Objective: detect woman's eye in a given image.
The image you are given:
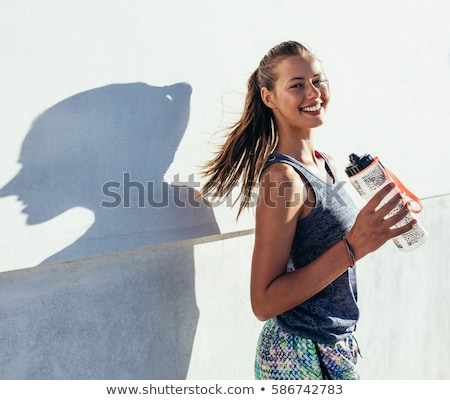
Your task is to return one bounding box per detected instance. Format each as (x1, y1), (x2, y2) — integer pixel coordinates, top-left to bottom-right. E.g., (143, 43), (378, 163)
(313, 79), (327, 88)
(291, 83), (304, 89)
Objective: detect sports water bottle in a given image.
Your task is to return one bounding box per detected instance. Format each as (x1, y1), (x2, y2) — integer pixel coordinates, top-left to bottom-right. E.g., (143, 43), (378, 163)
(345, 153), (427, 251)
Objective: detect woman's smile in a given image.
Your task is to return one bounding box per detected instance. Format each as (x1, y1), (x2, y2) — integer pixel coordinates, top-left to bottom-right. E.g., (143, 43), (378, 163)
(299, 101), (323, 115)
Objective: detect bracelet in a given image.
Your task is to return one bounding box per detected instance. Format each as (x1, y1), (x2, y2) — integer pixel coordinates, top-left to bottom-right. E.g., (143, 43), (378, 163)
(342, 236), (355, 268)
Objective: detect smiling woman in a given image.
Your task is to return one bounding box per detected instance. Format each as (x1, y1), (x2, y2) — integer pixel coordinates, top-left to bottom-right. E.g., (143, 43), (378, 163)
(200, 41), (416, 380)
(260, 55), (329, 135)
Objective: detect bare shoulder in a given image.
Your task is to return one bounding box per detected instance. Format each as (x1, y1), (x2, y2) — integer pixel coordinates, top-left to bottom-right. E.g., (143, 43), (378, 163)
(258, 162), (306, 214)
(260, 162), (304, 191)
(260, 162), (302, 182)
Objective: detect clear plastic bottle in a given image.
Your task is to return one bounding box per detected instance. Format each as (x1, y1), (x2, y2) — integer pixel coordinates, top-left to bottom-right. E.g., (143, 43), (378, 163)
(345, 153), (427, 251)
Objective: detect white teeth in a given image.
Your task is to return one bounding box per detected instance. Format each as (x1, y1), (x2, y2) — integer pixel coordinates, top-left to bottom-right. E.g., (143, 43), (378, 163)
(300, 104), (321, 112)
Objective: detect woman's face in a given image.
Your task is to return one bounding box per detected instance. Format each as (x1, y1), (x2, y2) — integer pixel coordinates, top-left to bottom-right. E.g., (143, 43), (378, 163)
(263, 55), (330, 134)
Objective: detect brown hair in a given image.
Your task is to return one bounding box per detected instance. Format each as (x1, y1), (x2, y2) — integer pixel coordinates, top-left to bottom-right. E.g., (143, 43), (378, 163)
(201, 41), (316, 217)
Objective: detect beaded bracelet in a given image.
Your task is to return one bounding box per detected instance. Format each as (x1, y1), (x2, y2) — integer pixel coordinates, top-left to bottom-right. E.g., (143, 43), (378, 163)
(342, 236), (355, 268)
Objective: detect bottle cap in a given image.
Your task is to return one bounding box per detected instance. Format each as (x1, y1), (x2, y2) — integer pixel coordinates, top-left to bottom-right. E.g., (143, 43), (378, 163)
(345, 153), (374, 177)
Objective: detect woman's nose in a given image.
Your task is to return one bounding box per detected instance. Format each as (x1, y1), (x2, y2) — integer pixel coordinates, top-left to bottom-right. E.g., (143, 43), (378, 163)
(306, 82), (321, 99)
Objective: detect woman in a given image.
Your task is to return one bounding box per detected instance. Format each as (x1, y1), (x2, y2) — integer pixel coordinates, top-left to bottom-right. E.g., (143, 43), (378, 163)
(201, 41), (415, 380)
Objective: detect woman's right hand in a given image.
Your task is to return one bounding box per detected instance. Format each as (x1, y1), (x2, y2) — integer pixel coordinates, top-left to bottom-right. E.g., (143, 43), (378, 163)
(345, 183), (417, 261)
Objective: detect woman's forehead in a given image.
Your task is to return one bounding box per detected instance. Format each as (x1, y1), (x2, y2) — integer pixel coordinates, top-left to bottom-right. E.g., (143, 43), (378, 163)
(276, 55), (324, 80)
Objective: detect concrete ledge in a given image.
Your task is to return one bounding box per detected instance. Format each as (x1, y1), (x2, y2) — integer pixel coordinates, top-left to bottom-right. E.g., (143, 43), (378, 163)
(0, 228), (257, 379)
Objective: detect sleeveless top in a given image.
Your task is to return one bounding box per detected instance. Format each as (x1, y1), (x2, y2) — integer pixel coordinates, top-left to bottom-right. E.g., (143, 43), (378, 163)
(263, 152), (359, 343)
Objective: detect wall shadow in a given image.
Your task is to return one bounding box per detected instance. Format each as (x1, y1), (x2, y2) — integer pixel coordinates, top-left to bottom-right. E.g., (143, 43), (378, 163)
(0, 82), (219, 379)
(0, 243), (201, 379)
(0, 82), (219, 264)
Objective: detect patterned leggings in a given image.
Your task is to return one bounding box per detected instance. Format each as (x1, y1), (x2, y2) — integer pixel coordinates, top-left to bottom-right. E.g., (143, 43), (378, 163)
(255, 319), (360, 380)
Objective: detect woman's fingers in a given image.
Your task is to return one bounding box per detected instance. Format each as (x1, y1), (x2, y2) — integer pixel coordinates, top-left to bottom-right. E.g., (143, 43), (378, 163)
(387, 218), (417, 239)
(364, 182), (396, 211)
(346, 183), (417, 259)
(377, 193), (406, 223)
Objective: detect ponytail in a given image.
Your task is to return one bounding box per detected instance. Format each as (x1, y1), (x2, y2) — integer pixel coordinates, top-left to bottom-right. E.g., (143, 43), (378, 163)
(200, 68), (277, 217)
(201, 41), (313, 217)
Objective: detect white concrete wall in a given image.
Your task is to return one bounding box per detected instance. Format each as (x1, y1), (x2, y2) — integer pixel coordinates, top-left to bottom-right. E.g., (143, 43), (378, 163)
(0, 229), (258, 379)
(356, 195), (450, 379)
(0, 0), (449, 379)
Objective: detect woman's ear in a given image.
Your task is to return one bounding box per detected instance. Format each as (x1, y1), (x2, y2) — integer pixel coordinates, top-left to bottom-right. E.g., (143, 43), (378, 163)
(260, 87), (276, 109)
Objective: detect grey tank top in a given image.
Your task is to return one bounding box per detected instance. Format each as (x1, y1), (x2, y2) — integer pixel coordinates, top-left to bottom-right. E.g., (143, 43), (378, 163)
(264, 152), (359, 343)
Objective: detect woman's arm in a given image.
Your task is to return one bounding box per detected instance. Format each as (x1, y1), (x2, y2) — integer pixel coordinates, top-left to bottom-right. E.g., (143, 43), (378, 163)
(250, 166), (415, 321)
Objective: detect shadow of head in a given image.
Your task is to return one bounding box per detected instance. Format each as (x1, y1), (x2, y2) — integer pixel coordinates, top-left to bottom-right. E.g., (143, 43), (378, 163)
(0, 82), (220, 263)
(0, 82), (192, 224)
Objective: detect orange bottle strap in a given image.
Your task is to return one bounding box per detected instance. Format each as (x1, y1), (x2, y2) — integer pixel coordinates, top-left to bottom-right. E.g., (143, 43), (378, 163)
(381, 164), (423, 214)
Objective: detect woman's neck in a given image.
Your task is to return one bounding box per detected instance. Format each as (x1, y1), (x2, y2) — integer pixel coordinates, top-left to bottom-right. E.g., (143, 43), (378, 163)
(275, 135), (319, 166)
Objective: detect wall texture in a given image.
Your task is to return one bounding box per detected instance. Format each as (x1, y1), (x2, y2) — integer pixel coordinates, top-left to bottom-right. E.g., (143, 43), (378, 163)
(356, 194), (450, 379)
(0, 230), (258, 379)
(0, 0), (449, 380)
